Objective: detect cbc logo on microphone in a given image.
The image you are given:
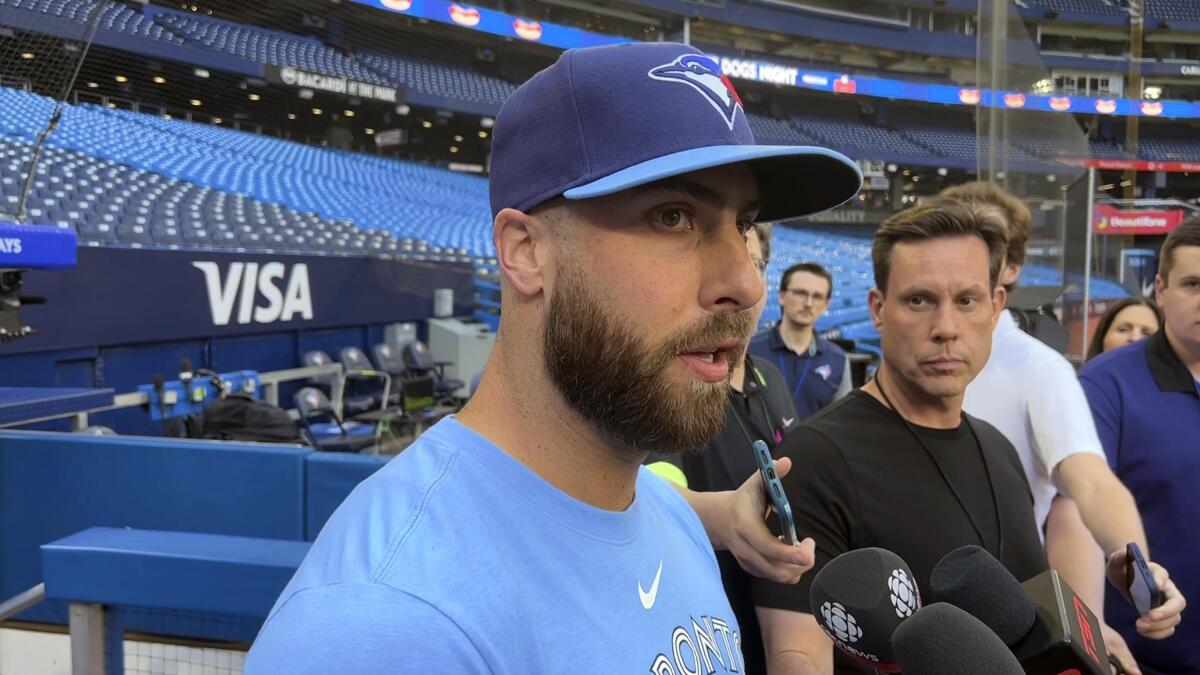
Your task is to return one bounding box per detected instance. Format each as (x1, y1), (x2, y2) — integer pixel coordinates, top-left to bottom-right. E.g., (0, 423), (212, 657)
(888, 568), (918, 618)
(820, 601), (863, 643)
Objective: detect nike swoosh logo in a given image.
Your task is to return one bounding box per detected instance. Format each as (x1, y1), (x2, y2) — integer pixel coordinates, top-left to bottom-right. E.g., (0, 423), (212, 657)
(783, 417), (795, 427)
(639, 561), (663, 610)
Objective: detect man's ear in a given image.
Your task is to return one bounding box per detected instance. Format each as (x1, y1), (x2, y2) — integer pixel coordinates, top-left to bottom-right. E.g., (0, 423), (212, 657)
(992, 285), (1008, 328)
(1155, 273), (1167, 304)
(494, 207), (553, 298)
(868, 287), (885, 331)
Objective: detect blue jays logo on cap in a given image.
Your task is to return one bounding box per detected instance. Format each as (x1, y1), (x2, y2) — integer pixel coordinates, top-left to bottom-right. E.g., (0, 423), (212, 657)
(648, 54), (744, 130)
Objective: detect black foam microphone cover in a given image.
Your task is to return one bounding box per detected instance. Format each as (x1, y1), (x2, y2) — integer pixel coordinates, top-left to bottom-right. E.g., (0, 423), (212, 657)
(929, 545), (1037, 646)
(892, 603), (1024, 675)
(809, 547), (920, 672)
(931, 545), (1111, 674)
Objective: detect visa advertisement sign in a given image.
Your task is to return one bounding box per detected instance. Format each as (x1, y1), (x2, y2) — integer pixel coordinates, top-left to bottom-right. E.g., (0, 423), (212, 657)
(1093, 204), (1185, 236)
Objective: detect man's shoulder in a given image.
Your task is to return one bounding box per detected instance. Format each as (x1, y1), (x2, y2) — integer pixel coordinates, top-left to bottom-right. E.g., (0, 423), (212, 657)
(964, 412), (1018, 452)
(786, 392), (880, 452)
(749, 326), (779, 352)
(999, 324), (1072, 372)
(1079, 340), (1148, 383)
(278, 422), (480, 597)
(816, 335), (848, 358)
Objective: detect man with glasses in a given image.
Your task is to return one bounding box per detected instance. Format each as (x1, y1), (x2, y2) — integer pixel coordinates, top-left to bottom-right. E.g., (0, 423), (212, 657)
(750, 262), (851, 420)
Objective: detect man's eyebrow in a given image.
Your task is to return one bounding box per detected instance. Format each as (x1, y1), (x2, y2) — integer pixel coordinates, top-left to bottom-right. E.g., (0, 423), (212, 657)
(633, 178), (761, 215)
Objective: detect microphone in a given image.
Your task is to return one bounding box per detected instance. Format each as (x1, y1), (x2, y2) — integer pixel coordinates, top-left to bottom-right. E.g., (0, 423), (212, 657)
(892, 602), (1024, 674)
(179, 357), (194, 383)
(930, 545), (1109, 675)
(808, 547), (921, 672)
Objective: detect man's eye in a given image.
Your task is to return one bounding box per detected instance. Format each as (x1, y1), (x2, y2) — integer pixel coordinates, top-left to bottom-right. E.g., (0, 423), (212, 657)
(908, 296), (926, 307)
(656, 209), (692, 230)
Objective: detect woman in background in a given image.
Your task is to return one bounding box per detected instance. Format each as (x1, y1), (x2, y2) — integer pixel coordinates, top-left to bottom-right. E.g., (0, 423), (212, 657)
(1086, 297), (1163, 362)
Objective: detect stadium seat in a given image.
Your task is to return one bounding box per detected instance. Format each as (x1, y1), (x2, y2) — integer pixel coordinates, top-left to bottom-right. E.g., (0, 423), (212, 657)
(293, 387), (376, 454)
(402, 341), (464, 401)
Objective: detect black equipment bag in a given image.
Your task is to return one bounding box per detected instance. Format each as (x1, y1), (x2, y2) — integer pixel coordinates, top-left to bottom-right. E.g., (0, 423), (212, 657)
(192, 394), (300, 443)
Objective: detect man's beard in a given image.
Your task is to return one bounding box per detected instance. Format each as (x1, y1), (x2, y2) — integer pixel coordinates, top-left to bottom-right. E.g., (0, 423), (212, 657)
(543, 266), (753, 456)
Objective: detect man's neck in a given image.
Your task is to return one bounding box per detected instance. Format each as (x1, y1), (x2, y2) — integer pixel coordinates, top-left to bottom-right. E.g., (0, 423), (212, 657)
(1165, 322), (1200, 381)
(863, 365), (962, 429)
(779, 319), (814, 355)
(454, 345), (641, 512)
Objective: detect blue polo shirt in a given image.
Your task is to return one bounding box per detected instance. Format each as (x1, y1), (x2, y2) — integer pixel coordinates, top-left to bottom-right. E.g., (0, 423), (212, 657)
(1079, 329), (1200, 675)
(748, 325), (849, 422)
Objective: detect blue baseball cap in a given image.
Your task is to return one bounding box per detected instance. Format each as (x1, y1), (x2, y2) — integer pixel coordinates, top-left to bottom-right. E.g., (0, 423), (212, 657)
(489, 42), (862, 222)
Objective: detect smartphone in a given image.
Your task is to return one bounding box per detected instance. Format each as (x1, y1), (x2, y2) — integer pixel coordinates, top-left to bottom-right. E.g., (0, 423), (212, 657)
(1126, 542), (1165, 617)
(753, 440), (798, 546)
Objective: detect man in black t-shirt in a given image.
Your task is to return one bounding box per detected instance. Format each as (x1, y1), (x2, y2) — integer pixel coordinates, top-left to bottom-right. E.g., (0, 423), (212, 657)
(752, 201), (1048, 674)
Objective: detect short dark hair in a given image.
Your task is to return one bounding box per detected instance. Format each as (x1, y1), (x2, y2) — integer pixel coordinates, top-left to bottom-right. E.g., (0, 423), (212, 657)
(1159, 216), (1200, 285)
(780, 262), (833, 298)
(872, 201), (1008, 295)
(936, 182), (1032, 270)
(1086, 297), (1162, 362)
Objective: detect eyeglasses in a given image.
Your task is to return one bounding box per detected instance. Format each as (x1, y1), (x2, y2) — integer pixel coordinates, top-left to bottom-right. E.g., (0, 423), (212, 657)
(784, 289), (827, 304)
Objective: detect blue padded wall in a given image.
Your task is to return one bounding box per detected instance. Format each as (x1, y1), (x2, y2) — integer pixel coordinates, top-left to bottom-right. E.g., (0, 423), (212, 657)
(0, 431), (308, 625)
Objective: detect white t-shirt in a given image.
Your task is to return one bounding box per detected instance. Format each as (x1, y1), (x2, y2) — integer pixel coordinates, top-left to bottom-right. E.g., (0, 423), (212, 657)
(964, 310), (1106, 537)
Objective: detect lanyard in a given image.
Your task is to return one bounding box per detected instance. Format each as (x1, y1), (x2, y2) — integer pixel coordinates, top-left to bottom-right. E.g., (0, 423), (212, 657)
(732, 361), (784, 449)
(874, 371), (1005, 562)
(778, 351), (814, 404)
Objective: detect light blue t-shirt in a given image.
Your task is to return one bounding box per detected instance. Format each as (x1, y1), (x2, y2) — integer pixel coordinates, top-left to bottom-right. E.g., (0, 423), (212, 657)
(246, 417), (744, 674)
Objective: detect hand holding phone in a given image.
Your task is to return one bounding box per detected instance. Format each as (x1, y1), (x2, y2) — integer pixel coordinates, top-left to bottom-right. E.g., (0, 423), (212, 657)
(1126, 542), (1165, 617)
(753, 440), (798, 546)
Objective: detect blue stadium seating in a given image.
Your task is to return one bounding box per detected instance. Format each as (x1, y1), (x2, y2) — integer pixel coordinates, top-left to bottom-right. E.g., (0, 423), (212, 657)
(0, 0), (516, 109)
(1146, 0), (1200, 23)
(1021, 0), (1128, 17)
(0, 86), (490, 258)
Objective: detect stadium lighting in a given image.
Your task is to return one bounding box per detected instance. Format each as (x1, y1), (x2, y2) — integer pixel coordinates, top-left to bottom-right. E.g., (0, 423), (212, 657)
(480, 117), (495, 129)
(248, 93), (261, 101)
(886, 163), (897, 173)
(422, 120), (433, 128)
(450, 146), (460, 153)
(937, 167), (948, 176)
(114, 75), (128, 83)
(1046, 174), (1057, 183)
(190, 99), (202, 106)
(365, 128), (375, 135)
(86, 82), (99, 89)
(312, 108), (323, 115)
(1144, 86), (1162, 100)
(396, 104), (410, 115)
(344, 110), (355, 117)
(454, 135), (463, 142)
(478, 130), (488, 139)
(194, 68), (210, 79)
(287, 113), (297, 120)
(212, 117), (223, 124)
(153, 76), (166, 84)
(19, 52), (34, 60)
(902, 169), (911, 176)
(912, 175), (921, 182)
